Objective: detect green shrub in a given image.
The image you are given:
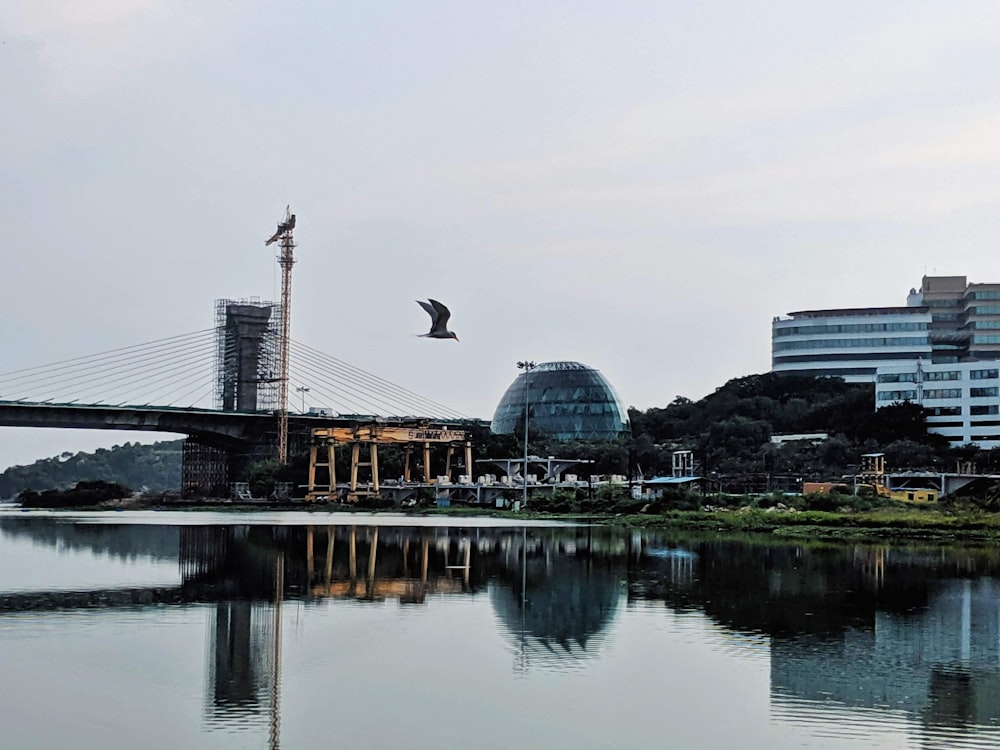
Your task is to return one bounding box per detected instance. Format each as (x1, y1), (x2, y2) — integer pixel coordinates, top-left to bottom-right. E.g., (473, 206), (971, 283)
(18, 480), (132, 508)
(529, 488), (583, 513)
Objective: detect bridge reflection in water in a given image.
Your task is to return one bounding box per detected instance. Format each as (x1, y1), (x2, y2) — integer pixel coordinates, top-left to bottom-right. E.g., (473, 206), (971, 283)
(175, 523), (628, 739)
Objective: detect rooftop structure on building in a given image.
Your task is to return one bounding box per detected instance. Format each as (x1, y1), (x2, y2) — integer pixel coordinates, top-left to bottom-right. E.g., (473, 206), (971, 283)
(772, 276), (1000, 383)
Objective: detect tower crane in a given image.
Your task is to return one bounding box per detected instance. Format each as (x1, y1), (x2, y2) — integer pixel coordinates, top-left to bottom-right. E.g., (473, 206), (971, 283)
(265, 206), (296, 464)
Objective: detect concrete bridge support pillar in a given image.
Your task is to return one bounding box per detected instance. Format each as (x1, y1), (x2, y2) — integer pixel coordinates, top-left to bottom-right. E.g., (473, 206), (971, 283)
(218, 301), (275, 413)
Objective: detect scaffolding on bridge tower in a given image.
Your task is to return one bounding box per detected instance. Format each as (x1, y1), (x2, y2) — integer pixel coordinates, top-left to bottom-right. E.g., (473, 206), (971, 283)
(265, 206), (297, 465)
(179, 298), (285, 496)
(213, 298), (282, 413)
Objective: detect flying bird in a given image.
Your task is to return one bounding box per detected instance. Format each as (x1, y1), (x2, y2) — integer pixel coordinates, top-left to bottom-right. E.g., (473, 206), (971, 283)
(416, 299), (459, 341)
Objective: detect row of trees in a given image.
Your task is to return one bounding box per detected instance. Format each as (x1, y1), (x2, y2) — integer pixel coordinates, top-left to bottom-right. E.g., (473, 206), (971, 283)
(624, 373), (1000, 480)
(499, 372), (999, 482)
(0, 441), (183, 499)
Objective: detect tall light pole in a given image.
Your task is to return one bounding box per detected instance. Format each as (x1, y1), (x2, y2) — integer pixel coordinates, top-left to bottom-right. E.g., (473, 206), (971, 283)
(295, 385), (310, 414)
(516, 360), (535, 509)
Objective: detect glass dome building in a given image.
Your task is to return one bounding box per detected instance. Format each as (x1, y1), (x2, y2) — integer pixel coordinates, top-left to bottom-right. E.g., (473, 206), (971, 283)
(491, 361), (630, 441)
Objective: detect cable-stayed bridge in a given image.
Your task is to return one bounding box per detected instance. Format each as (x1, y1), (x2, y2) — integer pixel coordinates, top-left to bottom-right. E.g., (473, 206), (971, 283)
(0, 329), (468, 421)
(0, 316), (480, 495)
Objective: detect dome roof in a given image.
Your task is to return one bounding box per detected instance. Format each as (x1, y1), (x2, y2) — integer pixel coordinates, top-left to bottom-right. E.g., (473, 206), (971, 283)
(491, 361), (630, 441)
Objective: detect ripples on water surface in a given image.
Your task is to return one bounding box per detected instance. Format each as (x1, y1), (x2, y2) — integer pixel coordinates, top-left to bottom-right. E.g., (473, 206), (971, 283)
(1, 511), (1000, 749)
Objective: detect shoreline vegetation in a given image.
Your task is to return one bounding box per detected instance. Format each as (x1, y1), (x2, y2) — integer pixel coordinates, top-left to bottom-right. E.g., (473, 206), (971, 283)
(5, 373), (1000, 547)
(11, 485), (1000, 545)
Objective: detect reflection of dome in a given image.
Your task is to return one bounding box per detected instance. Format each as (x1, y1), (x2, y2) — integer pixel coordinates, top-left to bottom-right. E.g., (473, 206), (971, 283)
(490, 560), (622, 669)
(491, 361), (630, 441)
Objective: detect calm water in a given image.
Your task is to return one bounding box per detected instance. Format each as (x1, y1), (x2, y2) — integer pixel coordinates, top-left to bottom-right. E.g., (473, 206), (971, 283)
(2, 511), (1000, 749)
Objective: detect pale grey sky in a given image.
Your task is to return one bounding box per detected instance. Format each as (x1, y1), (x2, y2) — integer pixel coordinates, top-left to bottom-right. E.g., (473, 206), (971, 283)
(3, 1), (1000, 469)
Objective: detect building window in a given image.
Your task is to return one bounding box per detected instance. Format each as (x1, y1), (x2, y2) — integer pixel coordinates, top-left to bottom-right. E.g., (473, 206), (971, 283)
(970, 405), (1000, 416)
(970, 369), (999, 380)
(877, 390), (917, 401)
(973, 335), (1000, 344)
(923, 389), (962, 399)
(924, 370), (961, 381)
(773, 322), (927, 336)
(970, 387), (1000, 398)
(877, 372), (917, 383)
(773, 336), (928, 352)
(928, 406), (962, 416)
(969, 305), (1000, 315)
(968, 290), (1000, 301)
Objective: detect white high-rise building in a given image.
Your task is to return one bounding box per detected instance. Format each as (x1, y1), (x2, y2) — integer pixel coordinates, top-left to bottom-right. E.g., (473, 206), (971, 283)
(875, 361), (1000, 448)
(772, 276), (1000, 383)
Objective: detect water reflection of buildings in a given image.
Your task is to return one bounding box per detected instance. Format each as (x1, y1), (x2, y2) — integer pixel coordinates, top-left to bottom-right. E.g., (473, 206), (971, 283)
(207, 601), (276, 729)
(770, 578), (1000, 737)
(174, 524), (631, 733)
(0, 516), (632, 730)
(626, 537), (1000, 744)
(489, 532), (623, 672)
(10, 515), (1000, 745)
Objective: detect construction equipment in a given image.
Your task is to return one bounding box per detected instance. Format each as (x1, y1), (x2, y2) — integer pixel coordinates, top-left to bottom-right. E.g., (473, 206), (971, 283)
(802, 452), (938, 503)
(264, 207), (296, 464)
(306, 423), (472, 502)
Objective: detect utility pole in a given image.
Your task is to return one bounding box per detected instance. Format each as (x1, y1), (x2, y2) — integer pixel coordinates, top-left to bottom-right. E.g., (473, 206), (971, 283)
(266, 207), (297, 464)
(296, 385), (310, 414)
(517, 360), (535, 509)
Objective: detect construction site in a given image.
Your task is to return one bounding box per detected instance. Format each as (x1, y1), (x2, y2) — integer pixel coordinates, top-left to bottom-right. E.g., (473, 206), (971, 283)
(177, 207), (517, 505)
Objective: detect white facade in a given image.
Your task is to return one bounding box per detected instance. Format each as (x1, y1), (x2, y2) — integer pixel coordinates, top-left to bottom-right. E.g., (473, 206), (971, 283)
(772, 276), (1000, 383)
(772, 307), (932, 383)
(875, 361), (1000, 448)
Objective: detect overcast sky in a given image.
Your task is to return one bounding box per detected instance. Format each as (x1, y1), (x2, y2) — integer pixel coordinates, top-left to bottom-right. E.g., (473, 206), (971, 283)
(3, 1), (1000, 470)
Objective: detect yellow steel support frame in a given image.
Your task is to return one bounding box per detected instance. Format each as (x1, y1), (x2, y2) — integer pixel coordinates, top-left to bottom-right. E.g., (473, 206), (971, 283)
(305, 424), (469, 502)
(346, 441), (380, 500)
(307, 443), (336, 499)
(324, 527), (335, 585)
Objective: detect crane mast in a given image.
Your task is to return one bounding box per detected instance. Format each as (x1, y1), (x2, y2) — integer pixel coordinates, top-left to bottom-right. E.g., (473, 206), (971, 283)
(266, 207), (296, 464)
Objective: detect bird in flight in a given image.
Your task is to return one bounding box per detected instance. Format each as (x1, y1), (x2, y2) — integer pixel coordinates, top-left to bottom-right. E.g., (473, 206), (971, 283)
(416, 299), (459, 341)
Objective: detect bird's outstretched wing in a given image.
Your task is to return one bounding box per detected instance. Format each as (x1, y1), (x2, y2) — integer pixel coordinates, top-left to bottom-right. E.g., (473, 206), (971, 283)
(428, 299), (452, 329)
(416, 299), (439, 326)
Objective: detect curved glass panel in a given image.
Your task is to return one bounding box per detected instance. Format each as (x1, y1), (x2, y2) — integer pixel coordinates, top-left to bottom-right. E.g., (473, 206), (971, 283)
(491, 361), (630, 441)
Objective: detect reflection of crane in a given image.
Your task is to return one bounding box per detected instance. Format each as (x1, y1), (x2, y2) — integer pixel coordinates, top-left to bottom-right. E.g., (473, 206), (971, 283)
(264, 207), (297, 464)
(269, 555), (283, 750)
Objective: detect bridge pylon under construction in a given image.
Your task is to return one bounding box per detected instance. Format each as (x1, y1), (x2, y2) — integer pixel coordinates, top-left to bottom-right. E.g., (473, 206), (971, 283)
(181, 298), (288, 496)
(181, 298), (472, 500)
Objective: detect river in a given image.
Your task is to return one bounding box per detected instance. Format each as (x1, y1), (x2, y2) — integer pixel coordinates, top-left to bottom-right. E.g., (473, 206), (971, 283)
(1, 510), (999, 749)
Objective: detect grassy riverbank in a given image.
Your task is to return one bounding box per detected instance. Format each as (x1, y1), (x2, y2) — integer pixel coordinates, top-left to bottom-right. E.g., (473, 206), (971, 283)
(603, 506), (1000, 543)
(404, 504), (1000, 543)
(12, 492), (1000, 544)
